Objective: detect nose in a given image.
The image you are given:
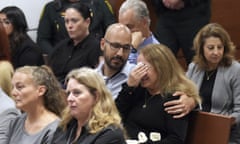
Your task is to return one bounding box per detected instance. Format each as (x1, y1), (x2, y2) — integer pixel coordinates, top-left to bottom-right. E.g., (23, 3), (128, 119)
(213, 47), (219, 55)
(116, 47), (124, 56)
(67, 92), (74, 102)
(11, 87), (18, 97)
(66, 22), (73, 30)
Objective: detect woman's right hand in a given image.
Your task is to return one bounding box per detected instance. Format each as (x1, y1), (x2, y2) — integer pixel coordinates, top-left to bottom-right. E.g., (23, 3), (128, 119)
(127, 62), (148, 87)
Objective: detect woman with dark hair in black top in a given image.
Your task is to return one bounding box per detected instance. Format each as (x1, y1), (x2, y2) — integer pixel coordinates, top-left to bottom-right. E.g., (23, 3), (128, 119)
(0, 6), (44, 69)
(49, 3), (101, 84)
(37, 0), (115, 55)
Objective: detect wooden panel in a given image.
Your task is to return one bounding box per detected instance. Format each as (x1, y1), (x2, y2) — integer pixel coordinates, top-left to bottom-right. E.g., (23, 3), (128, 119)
(186, 111), (235, 144)
(108, 0), (124, 18)
(211, 0), (240, 60)
(142, 0), (157, 31)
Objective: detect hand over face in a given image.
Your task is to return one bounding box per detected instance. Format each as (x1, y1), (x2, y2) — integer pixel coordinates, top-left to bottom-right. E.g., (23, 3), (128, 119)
(127, 62), (149, 87)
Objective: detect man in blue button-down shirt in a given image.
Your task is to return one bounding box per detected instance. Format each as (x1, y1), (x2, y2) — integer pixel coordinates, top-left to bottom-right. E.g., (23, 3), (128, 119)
(96, 23), (135, 99)
(97, 23), (196, 119)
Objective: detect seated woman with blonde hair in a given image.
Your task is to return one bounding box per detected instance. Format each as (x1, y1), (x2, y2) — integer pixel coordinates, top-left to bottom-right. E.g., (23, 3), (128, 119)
(0, 61), (14, 97)
(116, 44), (201, 144)
(52, 67), (126, 144)
(1, 65), (66, 144)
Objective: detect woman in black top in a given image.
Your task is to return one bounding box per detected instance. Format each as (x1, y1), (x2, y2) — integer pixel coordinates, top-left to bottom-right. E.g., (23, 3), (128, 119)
(0, 6), (44, 69)
(49, 3), (101, 84)
(37, 0), (115, 55)
(116, 44), (200, 144)
(52, 67), (126, 144)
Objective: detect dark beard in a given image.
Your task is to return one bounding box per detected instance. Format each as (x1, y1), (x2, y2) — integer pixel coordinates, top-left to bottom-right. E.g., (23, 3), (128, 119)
(105, 56), (126, 71)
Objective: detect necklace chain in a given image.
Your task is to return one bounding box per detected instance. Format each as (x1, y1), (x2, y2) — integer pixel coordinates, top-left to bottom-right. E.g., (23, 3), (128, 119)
(142, 92), (160, 108)
(206, 70), (216, 80)
(143, 96), (154, 108)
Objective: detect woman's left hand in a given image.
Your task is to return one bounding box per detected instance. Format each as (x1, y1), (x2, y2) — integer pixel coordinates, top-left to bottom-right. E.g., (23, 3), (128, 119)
(162, 0), (185, 10)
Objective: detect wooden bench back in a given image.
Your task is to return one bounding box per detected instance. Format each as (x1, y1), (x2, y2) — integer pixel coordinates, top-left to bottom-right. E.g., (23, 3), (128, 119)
(186, 111), (235, 144)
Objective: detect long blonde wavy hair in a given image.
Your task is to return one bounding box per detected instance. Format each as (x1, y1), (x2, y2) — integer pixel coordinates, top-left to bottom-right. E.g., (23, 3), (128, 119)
(140, 44), (201, 104)
(61, 67), (123, 133)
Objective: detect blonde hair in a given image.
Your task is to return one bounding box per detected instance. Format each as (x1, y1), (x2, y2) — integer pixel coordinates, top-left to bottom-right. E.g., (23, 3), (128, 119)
(193, 23), (236, 70)
(61, 67), (123, 133)
(0, 61), (14, 97)
(140, 44), (201, 104)
(15, 65), (66, 117)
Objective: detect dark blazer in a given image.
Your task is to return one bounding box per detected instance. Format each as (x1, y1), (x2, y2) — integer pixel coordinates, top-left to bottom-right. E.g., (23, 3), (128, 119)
(151, 0), (211, 16)
(11, 35), (44, 69)
(52, 119), (126, 144)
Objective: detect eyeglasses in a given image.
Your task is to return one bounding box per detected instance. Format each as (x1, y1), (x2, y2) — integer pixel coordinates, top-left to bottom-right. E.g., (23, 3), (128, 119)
(104, 39), (132, 53)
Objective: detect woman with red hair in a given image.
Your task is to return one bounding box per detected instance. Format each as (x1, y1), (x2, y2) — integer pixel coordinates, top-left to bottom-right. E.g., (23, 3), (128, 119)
(0, 22), (14, 97)
(0, 22), (10, 61)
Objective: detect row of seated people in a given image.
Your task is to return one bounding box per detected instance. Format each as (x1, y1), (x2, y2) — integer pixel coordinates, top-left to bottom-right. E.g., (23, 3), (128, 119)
(0, 21), (240, 143)
(0, 0), (116, 70)
(0, 0), (211, 70)
(0, 0), (239, 143)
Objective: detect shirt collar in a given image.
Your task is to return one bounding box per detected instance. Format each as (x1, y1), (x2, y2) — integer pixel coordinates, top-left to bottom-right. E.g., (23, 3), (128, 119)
(96, 61), (135, 79)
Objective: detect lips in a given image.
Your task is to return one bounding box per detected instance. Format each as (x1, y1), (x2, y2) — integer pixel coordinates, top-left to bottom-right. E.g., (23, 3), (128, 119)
(111, 57), (124, 65)
(69, 105), (77, 110)
(15, 99), (21, 103)
(112, 59), (123, 64)
(68, 31), (75, 35)
(210, 56), (221, 62)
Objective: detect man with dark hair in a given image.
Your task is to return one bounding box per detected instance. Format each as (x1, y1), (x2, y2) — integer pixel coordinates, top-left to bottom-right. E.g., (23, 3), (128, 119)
(96, 23), (135, 99)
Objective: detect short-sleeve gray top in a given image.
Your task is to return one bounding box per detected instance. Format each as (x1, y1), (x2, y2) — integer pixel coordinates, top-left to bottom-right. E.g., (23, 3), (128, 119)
(5, 113), (59, 144)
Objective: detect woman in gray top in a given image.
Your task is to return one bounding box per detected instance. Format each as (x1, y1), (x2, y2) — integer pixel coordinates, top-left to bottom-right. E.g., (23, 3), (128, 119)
(187, 23), (240, 143)
(0, 88), (20, 142)
(1, 65), (66, 144)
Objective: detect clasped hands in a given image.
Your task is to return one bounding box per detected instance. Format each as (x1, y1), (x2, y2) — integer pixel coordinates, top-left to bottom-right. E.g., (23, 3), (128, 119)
(162, 0), (185, 10)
